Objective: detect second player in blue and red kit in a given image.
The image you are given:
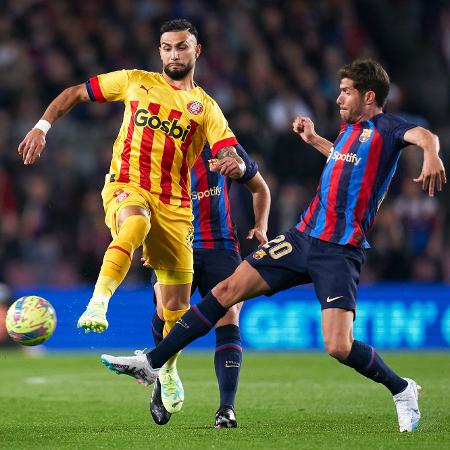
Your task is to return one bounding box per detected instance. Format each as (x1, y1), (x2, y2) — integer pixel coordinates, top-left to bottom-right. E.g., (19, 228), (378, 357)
(150, 143), (270, 428)
(101, 59), (446, 432)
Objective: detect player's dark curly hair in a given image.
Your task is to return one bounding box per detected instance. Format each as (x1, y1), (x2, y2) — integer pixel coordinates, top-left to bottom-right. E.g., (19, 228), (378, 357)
(338, 59), (390, 108)
(160, 19), (199, 41)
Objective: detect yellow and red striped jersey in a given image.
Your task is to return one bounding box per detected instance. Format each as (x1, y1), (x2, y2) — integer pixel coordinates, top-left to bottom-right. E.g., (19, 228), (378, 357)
(86, 70), (237, 207)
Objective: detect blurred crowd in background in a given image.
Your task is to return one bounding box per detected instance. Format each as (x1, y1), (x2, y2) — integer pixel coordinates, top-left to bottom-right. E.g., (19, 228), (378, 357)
(0, 0), (449, 290)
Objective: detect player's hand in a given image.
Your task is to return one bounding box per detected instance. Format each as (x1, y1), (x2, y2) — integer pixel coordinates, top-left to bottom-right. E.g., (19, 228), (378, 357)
(18, 128), (46, 165)
(413, 154), (447, 197)
(247, 227), (268, 246)
(209, 157), (244, 179)
(292, 116), (317, 144)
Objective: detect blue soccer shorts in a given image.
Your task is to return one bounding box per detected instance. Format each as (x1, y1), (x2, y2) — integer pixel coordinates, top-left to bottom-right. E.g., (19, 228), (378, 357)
(246, 228), (365, 312)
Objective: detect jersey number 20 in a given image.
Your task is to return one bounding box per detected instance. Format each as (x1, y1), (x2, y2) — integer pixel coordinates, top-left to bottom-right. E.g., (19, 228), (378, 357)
(262, 235), (293, 259)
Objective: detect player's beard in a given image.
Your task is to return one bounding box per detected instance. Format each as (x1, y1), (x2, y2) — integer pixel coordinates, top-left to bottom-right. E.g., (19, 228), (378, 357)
(342, 101), (365, 124)
(163, 61), (194, 80)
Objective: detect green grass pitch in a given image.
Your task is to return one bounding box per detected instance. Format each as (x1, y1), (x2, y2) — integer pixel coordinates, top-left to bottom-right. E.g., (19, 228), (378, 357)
(0, 351), (449, 449)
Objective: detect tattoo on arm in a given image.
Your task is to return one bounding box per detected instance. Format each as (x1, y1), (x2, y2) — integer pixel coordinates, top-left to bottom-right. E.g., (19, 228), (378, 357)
(216, 146), (245, 164)
(216, 146), (246, 178)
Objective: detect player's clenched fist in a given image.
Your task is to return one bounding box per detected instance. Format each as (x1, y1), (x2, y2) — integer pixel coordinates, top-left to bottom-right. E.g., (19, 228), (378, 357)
(208, 157), (244, 179)
(292, 116), (317, 145)
(18, 128), (46, 165)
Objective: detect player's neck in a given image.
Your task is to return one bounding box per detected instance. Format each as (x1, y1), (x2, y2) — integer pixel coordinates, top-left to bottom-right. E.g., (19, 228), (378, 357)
(357, 106), (383, 123)
(161, 72), (195, 91)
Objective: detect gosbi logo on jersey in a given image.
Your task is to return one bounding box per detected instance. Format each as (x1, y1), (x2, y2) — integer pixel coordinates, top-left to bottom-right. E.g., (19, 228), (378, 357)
(191, 186), (222, 200)
(134, 109), (191, 142)
(113, 189), (130, 203)
(359, 128), (373, 142)
(187, 100), (203, 115)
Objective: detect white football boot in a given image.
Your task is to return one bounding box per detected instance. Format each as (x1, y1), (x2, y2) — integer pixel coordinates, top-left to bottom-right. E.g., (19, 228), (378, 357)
(77, 299), (109, 333)
(101, 350), (159, 386)
(159, 365), (184, 413)
(393, 378), (421, 432)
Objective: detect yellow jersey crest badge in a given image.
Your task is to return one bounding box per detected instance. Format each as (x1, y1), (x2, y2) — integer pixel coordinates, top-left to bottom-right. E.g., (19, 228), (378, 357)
(187, 101), (204, 115)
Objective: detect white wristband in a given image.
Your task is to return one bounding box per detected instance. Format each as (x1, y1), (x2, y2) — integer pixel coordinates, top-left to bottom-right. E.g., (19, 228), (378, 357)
(34, 119), (51, 135)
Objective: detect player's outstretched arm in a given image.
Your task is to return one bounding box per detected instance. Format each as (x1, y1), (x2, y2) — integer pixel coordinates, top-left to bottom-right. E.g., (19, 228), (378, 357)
(209, 146), (246, 179)
(292, 116), (333, 157)
(404, 127), (447, 197)
(244, 172), (270, 246)
(18, 83), (90, 165)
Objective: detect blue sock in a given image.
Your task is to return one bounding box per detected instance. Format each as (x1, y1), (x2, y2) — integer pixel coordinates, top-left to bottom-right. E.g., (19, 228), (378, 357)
(147, 291), (228, 368)
(151, 312), (164, 346)
(342, 340), (408, 395)
(214, 324), (242, 409)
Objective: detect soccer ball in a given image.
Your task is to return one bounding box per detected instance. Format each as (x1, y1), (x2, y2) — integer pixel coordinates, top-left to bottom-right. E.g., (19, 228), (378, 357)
(6, 296), (57, 346)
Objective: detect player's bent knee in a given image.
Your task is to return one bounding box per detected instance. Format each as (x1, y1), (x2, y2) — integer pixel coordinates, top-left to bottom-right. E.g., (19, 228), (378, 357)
(118, 215), (150, 247)
(212, 276), (245, 308)
(324, 341), (352, 361)
(212, 279), (231, 302)
(212, 277), (244, 308)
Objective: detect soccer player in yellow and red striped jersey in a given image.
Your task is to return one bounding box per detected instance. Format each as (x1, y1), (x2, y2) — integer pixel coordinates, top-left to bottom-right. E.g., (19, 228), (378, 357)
(18, 19), (245, 414)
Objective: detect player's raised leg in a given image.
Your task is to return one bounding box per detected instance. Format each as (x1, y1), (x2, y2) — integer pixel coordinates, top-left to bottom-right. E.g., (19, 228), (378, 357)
(150, 261), (268, 369)
(101, 261), (269, 383)
(78, 204), (150, 333)
(321, 308), (421, 432)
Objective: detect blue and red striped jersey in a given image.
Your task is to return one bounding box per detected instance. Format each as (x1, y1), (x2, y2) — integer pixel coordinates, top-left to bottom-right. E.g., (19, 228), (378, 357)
(297, 113), (417, 248)
(191, 144), (258, 250)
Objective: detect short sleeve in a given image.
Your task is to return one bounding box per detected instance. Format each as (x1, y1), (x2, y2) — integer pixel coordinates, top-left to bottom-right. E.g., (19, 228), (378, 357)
(388, 115), (417, 148)
(235, 144), (259, 184)
(86, 70), (131, 102)
(203, 98), (238, 156)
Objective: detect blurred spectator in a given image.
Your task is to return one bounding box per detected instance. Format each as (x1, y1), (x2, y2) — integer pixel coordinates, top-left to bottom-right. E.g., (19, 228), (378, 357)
(0, 283), (14, 346)
(364, 204), (412, 281)
(0, 0), (448, 287)
(394, 179), (443, 256)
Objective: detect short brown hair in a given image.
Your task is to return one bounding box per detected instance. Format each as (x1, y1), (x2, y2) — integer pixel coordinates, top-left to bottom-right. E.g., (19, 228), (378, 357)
(338, 59), (390, 108)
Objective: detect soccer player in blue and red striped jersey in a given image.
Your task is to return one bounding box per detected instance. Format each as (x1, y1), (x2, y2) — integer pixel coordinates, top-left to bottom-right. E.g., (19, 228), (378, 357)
(149, 143), (270, 427)
(102, 60), (446, 432)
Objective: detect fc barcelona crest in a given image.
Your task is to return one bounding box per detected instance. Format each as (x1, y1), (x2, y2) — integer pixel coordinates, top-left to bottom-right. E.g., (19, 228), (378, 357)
(359, 129), (372, 143)
(253, 249), (267, 260)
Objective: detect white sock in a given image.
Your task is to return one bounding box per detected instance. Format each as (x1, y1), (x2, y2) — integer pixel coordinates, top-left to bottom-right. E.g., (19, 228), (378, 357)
(88, 295), (110, 308)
